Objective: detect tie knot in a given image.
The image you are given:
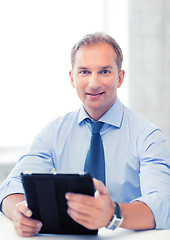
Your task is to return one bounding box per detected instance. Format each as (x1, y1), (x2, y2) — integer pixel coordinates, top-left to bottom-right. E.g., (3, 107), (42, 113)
(91, 121), (104, 135)
(86, 118), (104, 134)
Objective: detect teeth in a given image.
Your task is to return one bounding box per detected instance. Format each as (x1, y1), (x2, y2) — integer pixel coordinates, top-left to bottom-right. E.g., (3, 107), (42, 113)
(89, 92), (103, 95)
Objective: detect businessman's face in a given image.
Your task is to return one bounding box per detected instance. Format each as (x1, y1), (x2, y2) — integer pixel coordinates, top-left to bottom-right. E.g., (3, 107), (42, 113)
(70, 42), (124, 120)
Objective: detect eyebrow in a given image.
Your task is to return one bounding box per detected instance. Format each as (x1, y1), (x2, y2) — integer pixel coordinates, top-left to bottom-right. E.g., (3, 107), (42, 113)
(77, 66), (113, 70)
(77, 67), (88, 70)
(100, 66), (113, 70)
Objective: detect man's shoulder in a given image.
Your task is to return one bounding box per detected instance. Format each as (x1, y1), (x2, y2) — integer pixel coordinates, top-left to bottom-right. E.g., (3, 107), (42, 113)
(123, 105), (159, 132)
(121, 106), (166, 151)
(35, 109), (81, 141)
(47, 110), (80, 129)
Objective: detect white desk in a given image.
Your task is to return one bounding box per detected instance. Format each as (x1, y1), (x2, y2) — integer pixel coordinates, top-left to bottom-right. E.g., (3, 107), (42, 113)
(0, 213), (170, 240)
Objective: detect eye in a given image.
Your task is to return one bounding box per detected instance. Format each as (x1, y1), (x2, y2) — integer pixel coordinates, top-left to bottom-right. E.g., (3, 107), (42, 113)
(80, 70), (88, 74)
(79, 70), (90, 75)
(100, 69), (111, 75)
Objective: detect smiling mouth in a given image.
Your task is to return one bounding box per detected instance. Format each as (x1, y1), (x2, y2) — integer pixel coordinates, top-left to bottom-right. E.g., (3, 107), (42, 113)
(87, 92), (105, 96)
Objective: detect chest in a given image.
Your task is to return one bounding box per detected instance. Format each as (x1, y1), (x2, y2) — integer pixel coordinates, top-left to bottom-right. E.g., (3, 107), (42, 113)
(52, 126), (141, 202)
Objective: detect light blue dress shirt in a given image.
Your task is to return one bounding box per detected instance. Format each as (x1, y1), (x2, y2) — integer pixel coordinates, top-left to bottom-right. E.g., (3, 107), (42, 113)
(0, 98), (170, 229)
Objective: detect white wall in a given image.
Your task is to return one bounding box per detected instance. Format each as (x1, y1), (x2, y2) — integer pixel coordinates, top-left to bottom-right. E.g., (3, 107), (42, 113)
(129, 0), (170, 146)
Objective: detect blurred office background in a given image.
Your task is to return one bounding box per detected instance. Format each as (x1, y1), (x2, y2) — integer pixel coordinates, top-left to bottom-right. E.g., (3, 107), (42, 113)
(0, 0), (170, 183)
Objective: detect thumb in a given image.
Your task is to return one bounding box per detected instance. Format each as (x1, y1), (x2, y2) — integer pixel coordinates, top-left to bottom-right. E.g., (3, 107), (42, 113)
(93, 178), (109, 196)
(16, 201), (32, 217)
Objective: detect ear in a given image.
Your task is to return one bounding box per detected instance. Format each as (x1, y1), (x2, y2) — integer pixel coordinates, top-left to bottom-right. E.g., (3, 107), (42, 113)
(117, 70), (125, 88)
(69, 71), (75, 88)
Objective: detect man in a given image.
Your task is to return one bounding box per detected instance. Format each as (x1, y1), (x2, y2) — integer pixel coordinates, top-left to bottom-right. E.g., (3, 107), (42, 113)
(0, 32), (170, 237)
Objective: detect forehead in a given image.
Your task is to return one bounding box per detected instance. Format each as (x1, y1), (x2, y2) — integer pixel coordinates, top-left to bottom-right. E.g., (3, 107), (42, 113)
(74, 43), (117, 68)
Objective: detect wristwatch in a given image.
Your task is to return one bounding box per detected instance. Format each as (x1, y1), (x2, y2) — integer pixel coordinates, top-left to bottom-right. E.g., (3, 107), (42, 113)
(106, 202), (123, 230)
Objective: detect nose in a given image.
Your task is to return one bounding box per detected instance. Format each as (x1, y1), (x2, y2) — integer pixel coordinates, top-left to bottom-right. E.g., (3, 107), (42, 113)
(89, 72), (100, 89)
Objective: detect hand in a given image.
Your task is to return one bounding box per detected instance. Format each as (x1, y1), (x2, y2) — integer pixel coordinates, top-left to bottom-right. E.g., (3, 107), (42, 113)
(12, 200), (42, 237)
(65, 178), (115, 230)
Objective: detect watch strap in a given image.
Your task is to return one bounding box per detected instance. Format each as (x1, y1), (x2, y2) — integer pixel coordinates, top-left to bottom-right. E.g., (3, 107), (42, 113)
(114, 202), (121, 218)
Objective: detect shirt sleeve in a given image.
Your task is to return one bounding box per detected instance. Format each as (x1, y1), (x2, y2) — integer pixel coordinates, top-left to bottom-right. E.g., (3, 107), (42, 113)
(0, 122), (56, 211)
(134, 128), (170, 229)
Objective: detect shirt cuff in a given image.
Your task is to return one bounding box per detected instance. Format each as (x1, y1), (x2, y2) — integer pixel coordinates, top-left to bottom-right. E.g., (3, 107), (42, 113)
(0, 179), (24, 212)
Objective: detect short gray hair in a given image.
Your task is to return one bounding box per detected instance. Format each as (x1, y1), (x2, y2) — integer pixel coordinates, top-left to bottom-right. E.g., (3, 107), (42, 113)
(71, 32), (123, 73)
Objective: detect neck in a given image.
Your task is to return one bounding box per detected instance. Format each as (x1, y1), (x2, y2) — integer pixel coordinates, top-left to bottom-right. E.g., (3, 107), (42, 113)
(84, 108), (107, 121)
(84, 99), (117, 121)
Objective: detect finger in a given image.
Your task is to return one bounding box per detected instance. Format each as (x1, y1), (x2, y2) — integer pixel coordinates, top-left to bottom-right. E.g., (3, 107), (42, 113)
(93, 178), (109, 196)
(17, 231), (39, 238)
(67, 208), (98, 230)
(16, 201), (32, 218)
(67, 207), (89, 225)
(67, 199), (96, 216)
(66, 197), (105, 225)
(14, 210), (42, 228)
(66, 193), (96, 207)
(14, 218), (42, 232)
(14, 203), (42, 228)
(13, 212), (42, 237)
(15, 225), (41, 238)
(13, 202), (42, 231)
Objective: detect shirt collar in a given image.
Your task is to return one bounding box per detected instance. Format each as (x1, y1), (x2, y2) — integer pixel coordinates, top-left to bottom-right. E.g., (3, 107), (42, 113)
(78, 98), (124, 128)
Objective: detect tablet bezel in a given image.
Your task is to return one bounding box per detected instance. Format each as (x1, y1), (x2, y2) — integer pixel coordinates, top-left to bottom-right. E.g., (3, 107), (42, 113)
(21, 172), (98, 235)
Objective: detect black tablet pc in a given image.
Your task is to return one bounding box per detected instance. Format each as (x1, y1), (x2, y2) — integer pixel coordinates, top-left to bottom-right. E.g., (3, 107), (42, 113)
(21, 172), (98, 235)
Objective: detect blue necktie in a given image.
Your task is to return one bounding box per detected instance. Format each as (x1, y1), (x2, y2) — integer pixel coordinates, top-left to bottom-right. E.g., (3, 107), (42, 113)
(84, 119), (105, 184)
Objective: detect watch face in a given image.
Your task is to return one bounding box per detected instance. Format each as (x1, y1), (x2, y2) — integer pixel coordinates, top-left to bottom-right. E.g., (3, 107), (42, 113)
(112, 219), (121, 229)
(107, 215), (123, 230)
